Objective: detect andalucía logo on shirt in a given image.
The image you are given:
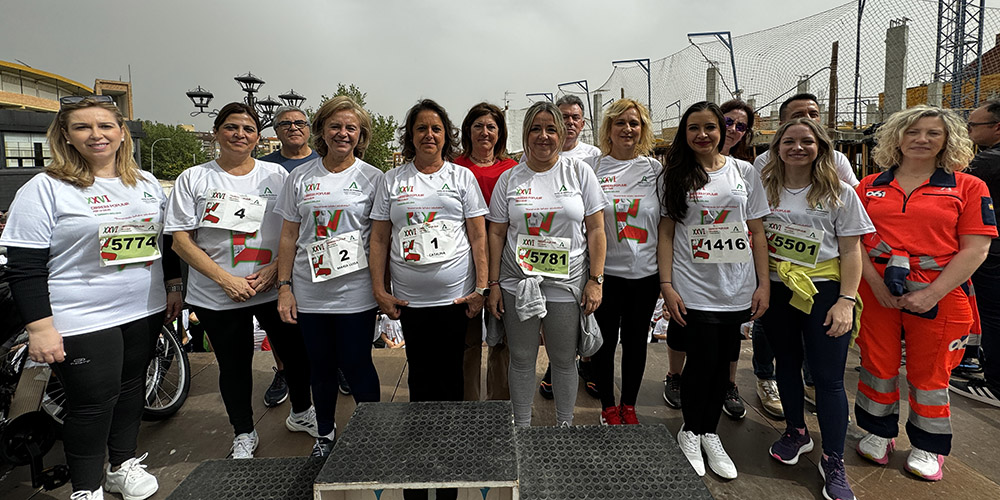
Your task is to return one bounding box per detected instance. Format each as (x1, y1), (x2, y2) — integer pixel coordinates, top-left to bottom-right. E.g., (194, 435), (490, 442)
(614, 199), (648, 243)
(438, 182), (454, 192)
(407, 212), (436, 224)
(231, 231), (272, 266)
(313, 209), (343, 239)
(261, 187), (276, 198)
(524, 212), (555, 235)
(700, 209), (731, 225)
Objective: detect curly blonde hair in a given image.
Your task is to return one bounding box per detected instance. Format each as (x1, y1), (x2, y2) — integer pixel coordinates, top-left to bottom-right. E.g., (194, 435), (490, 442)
(872, 105), (974, 173)
(761, 118), (842, 209)
(598, 99), (654, 157)
(45, 98), (142, 188)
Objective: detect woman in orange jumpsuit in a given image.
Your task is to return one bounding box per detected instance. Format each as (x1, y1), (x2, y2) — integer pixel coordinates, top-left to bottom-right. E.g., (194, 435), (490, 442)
(854, 105), (996, 481)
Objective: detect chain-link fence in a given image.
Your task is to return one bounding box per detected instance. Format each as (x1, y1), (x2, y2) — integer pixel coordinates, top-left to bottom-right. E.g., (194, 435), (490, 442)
(508, 0), (1000, 153)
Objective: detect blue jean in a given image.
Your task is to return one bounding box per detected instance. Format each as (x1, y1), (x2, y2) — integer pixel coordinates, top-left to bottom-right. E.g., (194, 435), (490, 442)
(297, 308), (380, 437)
(753, 319), (814, 385)
(762, 281), (850, 455)
(973, 254), (1000, 386)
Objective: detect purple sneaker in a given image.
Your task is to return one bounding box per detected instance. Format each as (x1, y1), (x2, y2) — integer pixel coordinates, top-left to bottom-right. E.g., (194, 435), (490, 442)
(818, 453), (855, 500)
(769, 427), (814, 465)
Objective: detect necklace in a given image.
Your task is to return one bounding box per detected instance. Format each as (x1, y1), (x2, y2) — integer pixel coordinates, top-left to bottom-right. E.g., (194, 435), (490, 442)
(470, 153), (495, 165)
(784, 184), (811, 195)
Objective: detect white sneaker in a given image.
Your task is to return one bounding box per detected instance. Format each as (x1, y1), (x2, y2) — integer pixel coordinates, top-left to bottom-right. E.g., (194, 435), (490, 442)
(231, 430), (259, 459)
(104, 452), (158, 500)
(701, 433), (738, 479)
(856, 433), (894, 465)
(676, 425), (705, 476)
(70, 489), (104, 500)
(906, 448), (944, 481)
(286, 406), (320, 438)
(756, 379), (784, 419)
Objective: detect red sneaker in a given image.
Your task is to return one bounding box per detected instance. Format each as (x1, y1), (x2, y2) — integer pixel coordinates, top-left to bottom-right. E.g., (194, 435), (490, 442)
(600, 406), (623, 425)
(619, 404), (640, 425)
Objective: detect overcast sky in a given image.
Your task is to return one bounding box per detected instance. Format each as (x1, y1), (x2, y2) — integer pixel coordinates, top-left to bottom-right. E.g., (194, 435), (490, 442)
(5, 0), (1000, 132)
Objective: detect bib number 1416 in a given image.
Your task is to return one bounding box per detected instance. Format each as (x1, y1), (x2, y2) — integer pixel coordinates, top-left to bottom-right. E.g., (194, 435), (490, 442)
(687, 222), (751, 264)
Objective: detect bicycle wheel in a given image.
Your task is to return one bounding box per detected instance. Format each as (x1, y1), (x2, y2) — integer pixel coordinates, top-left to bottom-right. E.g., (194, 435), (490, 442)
(142, 325), (190, 420)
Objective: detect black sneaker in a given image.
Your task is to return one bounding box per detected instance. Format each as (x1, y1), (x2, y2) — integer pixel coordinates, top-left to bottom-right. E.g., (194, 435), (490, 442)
(949, 377), (1000, 408)
(722, 382), (747, 419)
(578, 359), (600, 399)
(663, 373), (682, 409)
(264, 367), (288, 407)
(337, 369), (351, 396)
(953, 357), (984, 377)
(538, 365), (553, 400)
(311, 437), (335, 457)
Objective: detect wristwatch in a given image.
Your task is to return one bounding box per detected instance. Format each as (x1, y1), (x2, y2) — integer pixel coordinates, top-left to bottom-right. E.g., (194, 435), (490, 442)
(476, 286), (490, 297)
(589, 274), (604, 285)
(276, 280), (292, 290)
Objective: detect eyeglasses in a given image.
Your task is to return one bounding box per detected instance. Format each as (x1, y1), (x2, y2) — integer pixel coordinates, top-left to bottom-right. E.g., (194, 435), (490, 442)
(724, 117), (748, 133)
(276, 120), (309, 131)
(59, 95), (114, 108)
(967, 121), (999, 129)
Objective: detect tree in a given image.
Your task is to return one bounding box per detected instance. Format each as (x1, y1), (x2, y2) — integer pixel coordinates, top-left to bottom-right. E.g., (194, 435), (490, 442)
(139, 121), (210, 180)
(312, 84), (398, 171)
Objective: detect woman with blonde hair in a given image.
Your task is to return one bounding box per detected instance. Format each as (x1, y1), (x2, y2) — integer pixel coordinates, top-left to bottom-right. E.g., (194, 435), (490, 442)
(853, 105), (995, 481)
(585, 99), (662, 425)
(759, 118), (873, 500)
(274, 95), (383, 457)
(1, 96), (182, 500)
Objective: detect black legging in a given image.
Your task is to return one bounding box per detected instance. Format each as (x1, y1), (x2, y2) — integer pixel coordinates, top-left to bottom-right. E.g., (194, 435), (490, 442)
(672, 314), (742, 435)
(592, 273), (659, 409)
(53, 312), (163, 492)
(192, 301), (311, 435)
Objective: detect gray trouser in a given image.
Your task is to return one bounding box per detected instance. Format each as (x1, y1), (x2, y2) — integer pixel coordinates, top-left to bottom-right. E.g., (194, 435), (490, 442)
(502, 290), (580, 426)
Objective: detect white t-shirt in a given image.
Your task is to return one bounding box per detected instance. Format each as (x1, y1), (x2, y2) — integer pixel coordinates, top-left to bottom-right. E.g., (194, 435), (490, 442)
(488, 157), (608, 302)
(370, 162), (488, 307)
(765, 181), (875, 281)
(666, 157), (771, 312)
(274, 157), (382, 313)
(164, 160), (287, 310)
(586, 155), (662, 279)
(754, 149), (859, 187)
(562, 141), (601, 159)
(1, 171), (167, 336)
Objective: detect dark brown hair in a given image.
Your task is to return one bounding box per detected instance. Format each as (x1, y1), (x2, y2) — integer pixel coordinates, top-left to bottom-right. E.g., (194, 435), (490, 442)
(719, 99), (755, 162)
(213, 102), (261, 133)
(399, 99), (459, 162)
(459, 102), (509, 160)
(659, 101), (726, 221)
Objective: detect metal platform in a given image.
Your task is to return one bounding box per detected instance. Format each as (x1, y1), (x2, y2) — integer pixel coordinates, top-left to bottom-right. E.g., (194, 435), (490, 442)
(166, 457), (325, 500)
(515, 425), (713, 500)
(315, 401), (518, 497)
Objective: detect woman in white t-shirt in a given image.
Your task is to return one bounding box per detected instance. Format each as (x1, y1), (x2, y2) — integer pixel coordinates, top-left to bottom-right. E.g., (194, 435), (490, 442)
(584, 99), (662, 426)
(273, 96), (384, 457)
(1, 96), (181, 500)
(165, 103), (314, 459)
(369, 99), (489, 403)
(486, 101), (608, 426)
(758, 118), (872, 500)
(658, 101), (770, 479)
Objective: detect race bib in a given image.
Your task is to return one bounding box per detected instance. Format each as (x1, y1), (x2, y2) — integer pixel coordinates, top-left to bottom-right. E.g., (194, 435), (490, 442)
(688, 222), (751, 264)
(198, 189), (266, 233)
(99, 221), (162, 267)
(399, 220), (459, 265)
(516, 234), (572, 278)
(306, 230), (368, 282)
(765, 221), (824, 268)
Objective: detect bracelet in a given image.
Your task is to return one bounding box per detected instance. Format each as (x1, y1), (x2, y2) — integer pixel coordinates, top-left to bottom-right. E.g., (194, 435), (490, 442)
(166, 284), (184, 293)
(488, 280), (500, 287)
(838, 294), (857, 303)
(660, 281), (672, 284)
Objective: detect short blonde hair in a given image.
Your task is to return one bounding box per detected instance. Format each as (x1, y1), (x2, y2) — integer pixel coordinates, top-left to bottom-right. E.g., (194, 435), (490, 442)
(522, 101), (566, 158)
(872, 105), (974, 173)
(311, 96), (372, 159)
(598, 99), (654, 157)
(45, 98), (142, 188)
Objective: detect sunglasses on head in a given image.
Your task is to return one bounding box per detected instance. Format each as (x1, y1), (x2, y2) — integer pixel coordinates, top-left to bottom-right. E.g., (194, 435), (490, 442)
(724, 116), (748, 133)
(59, 95), (114, 108)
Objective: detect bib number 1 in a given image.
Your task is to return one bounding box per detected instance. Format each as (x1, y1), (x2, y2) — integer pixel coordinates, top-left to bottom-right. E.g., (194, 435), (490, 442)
(99, 222), (162, 267)
(398, 220), (459, 265)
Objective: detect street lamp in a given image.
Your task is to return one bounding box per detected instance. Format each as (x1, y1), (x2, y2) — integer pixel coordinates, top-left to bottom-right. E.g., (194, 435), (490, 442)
(186, 72), (306, 129)
(150, 137), (172, 176)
